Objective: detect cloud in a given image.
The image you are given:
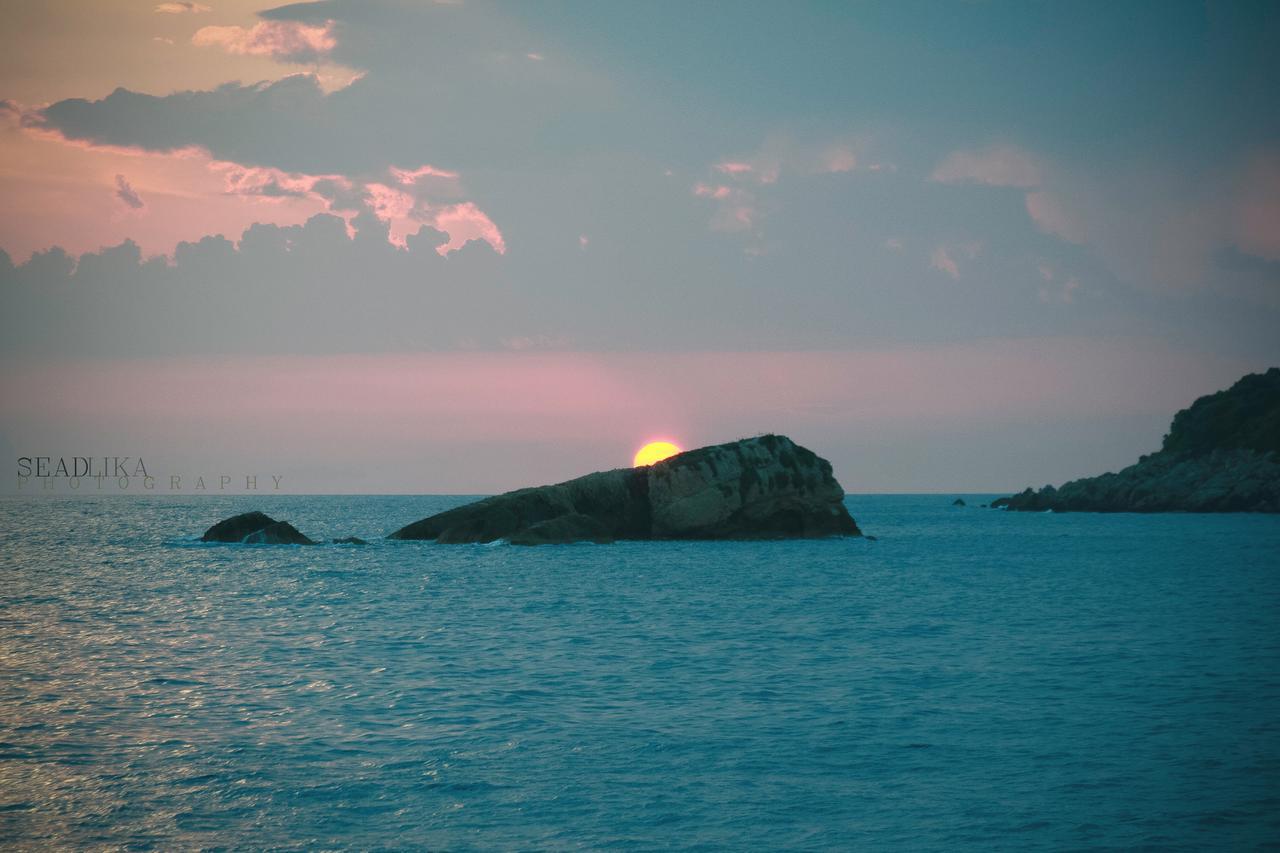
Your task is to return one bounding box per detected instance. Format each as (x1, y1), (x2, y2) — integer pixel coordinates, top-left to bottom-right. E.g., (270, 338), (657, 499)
(714, 159), (778, 185)
(715, 161), (756, 177)
(932, 145), (1280, 303)
(1024, 190), (1085, 244)
(33, 75), (330, 163)
(821, 145), (857, 174)
(693, 181), (755, 233)
(0, 99), (21, 127)
(21, 77), (503, 257)
(9, 0), (1280, 367)
(931, 145), (1042, 188)
(389, 164), (458, 184)
(1233, 152), (1280, 261)
(192, 20), (337, 62)
(217, 164), (316, 200)
(1216, 245), (1280, 280)
(211, 161), (503, 254)
(929, 242), (982, 280)
(28, 0), (616, 180)
(694, 134), (884, 239)
(155, 1), (211, 12)
(711, 136), (878, 188)
(693, 183), (732, 200)
(432, 202), (506, 255)
(0, 213), (511, 361)
(931, 245), (960, 279)
(114, 174), (145, 210)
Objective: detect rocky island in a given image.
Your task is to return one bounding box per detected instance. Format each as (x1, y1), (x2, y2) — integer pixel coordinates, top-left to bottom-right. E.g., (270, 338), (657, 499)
(994, 368), (1280, 513)
(390, 434), (861, 544)
(201, 511), (316, 544)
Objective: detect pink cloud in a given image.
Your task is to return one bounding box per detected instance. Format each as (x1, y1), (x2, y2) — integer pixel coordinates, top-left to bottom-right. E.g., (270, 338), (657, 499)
(717, 205), (755, 231)
(389, 164), (459, 185)
(216, 167), (505, 255)
(697, 136), (877, 240)
(215, 165), (504, 254)
(931, 145), (1042, 188)
(0, 124), (330, 261)
(693, 182), (732, 200)
(0, 112), (505, 259)
(155, 1), (211, 12)
(431, 202), (506, 255)
(711, 137), (873, 188)
(215, 162), (327, 200)
(931, 246), (960, 279)
(365, 181), (415, 222)
(1025, 190), (1086, 244)
(702, 194), (755, 232)
(192, 20), (336, 60)
(693, 180), (756, 233)
(333, 182), (504, 254)
(821, 146), (857, 173)
(360, 181), (417, 246)
(713, 157), (778, 185)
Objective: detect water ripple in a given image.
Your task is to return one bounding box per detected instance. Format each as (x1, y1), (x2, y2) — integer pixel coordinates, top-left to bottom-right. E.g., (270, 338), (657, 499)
(1, 495), (1278, 849)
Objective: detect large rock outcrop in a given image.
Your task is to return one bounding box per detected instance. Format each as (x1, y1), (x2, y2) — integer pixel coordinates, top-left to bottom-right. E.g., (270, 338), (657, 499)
(994, 368), (1280, 513)
(390, 434), (861, 544)
(201, 511), (315, 544)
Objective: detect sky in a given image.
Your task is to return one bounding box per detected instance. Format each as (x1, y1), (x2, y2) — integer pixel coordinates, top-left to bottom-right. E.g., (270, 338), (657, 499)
(1, 0), (1278, 494)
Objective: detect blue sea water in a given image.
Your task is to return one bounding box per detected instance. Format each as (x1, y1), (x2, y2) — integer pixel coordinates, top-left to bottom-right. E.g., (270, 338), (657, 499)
(1, 495), (1278, 850)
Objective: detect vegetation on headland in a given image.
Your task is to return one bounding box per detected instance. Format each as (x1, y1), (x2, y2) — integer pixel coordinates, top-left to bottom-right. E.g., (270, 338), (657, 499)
(995, 368), (1280, 513)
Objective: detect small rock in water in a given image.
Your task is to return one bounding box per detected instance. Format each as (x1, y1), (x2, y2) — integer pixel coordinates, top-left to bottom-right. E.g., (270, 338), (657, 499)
(952, 498), (966, 506)
(332, 536), (368, 545)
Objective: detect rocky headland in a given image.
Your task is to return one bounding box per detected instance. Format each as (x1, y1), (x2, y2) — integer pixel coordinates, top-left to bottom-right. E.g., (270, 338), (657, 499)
(994, 367), (1280, 513)
(390, 434), (861, 544)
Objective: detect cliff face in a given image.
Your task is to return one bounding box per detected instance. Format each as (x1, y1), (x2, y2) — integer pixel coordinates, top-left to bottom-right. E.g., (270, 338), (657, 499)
(995, 368), (1280, 513)
(645, 435), (857, 538)
(389, 434), (861, 544)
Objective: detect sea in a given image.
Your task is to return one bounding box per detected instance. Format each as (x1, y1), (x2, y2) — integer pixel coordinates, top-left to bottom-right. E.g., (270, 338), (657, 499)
(1, 495), (1278, 850)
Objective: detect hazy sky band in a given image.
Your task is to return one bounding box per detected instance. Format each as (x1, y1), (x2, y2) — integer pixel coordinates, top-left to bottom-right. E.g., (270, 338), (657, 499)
(1, 1), (1277, 489)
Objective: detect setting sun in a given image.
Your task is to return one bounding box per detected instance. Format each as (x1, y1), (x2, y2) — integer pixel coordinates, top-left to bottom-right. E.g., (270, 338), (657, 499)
(633, 440), (682, 467)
